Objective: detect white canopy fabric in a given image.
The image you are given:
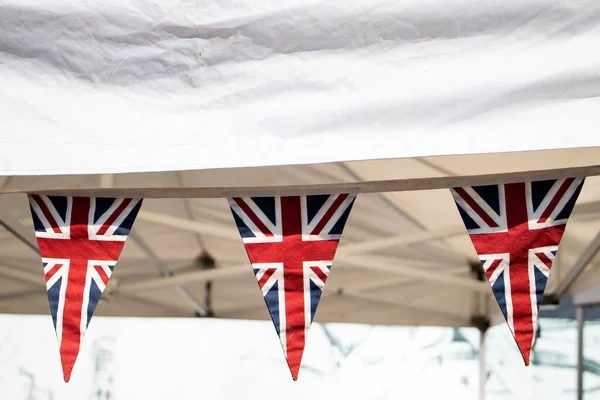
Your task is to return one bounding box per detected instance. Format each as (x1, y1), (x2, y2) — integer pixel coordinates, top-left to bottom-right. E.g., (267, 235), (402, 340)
(1, 148), (600, 329)
(2, 0), (600, 175)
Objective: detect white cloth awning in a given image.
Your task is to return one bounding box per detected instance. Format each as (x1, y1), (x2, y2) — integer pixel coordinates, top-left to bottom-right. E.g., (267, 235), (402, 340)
(2, 0), (600, 175)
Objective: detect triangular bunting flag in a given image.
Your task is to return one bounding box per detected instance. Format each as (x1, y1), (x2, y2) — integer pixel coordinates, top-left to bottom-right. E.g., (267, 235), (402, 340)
(28, 195), (143, 382)
(228, 194), (356, 380)
(450, 178), (584, 365)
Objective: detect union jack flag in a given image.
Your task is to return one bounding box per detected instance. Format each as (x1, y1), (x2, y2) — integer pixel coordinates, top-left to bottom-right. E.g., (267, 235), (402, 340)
(451, 178), (584, 364)
(28, 194), (142, 382)
(229, 194), (356, 380)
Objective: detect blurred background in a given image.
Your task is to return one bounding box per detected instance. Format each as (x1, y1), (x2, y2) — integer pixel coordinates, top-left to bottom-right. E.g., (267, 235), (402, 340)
(1, 303), (598, 399)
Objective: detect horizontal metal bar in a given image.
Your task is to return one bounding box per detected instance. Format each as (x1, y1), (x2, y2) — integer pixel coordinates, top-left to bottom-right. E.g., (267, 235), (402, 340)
(0, 210), (39, 254)
(0, 263), (43, 285)
(118, 264), (249, 293)
(137, 210), (466, 261)
(343, 291), (469, 323)
(554, 228), (600, 298)
(337, 227), (465, 255)
(128, 232), (210, 316)
(339, 254), (490, 294)
(136, 210), (238, 241)
(3, 164), (600, 198)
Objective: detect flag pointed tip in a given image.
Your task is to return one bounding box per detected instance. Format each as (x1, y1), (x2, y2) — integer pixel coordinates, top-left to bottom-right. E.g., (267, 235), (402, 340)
(285, 350), (302, 381)
(519, 348), (531, 367)
(58, 330), (83, 383)
(62, 366), (72, 383)
(518, 345), (531, 367)
(60, 351), (78, 383)
(289, 362), (300, 381)
(510, 329), (532, 367)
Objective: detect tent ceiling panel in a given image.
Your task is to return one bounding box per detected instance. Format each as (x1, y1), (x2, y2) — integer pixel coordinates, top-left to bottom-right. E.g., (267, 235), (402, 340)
(1, 149), (600, 328)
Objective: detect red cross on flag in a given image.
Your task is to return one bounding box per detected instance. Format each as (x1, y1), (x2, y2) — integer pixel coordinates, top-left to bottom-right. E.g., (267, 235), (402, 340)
(229, 194), (356, 380)
(28, 194), (142, 382)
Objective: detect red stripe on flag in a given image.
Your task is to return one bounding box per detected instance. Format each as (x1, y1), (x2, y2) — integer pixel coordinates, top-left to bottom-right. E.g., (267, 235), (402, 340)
(94, 265), (110, 285)
(233, 198), (274, 237)
(505, 183), (534, 366)
(310, 194), (349, 235)
(33, 195), (63, 234)
(281, 196), (305, 381)
(454, 188), (499, 228)
(45, 263), (63, 281)
(535, 252), (553, 269)
(310, 266), (328, 283)
(258, 268), (276, 288)
(96, 199), (133, 236)
(59, 197), (90, 382)
(537, 178), (575, 224)
(484, 259), (503, 280)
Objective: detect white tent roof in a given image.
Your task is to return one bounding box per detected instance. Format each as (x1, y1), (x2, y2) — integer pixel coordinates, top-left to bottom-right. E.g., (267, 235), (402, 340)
(2, 148), (600, 328)
(2, 0), (600, 175)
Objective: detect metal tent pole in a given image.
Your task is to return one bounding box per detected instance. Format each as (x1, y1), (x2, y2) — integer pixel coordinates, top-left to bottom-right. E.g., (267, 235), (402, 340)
(555, 229), (600, 298)
(577, 305), (585, 400)
(129, 231), (209, 316)
(479, 327), (486, 400)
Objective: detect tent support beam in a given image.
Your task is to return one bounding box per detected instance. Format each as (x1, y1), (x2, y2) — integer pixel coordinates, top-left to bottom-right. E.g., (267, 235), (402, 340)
(117, 257), (465, 294)
(118, 292), (194, 315)
(137, 210), (237, 241)
(0, 209), (39, 254)
(0, 289), (44, 301)
(338, 227), (465, 256)
(340, 254), (489, 294)
(137, 209), (467, 256)
(479, 327), (486, 400)
(471, 316), (490, 400)
(0, 263), (42, 286)
(118, 263), (249, 292)
(338, 162), (428, 229)
(6, 163), (600, 198)
(220, 282), (469, 325)
(343, 291), (468, 323)
(119, 263), (473, 324)
(554, 228), (600, 297)
(99, 174), (115, 189)
(128, 232), (209, 317)
(577, 305), (585, 400)
(119, 254), (485, 294)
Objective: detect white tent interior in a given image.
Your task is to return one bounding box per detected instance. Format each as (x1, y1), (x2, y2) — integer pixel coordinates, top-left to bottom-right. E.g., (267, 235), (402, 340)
(1, 147), (600, 330)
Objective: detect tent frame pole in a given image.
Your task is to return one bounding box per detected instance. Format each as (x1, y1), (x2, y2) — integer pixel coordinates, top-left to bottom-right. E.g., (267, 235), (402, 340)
(471, 313), (489, 400)
(555, 229), (600, 298)
(129, 231), (209, 317)
(577, 305), (585, 400)
(11, 164), (600, 198)
(479, 326), (487, 400)
(0, 209), (39, 254)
